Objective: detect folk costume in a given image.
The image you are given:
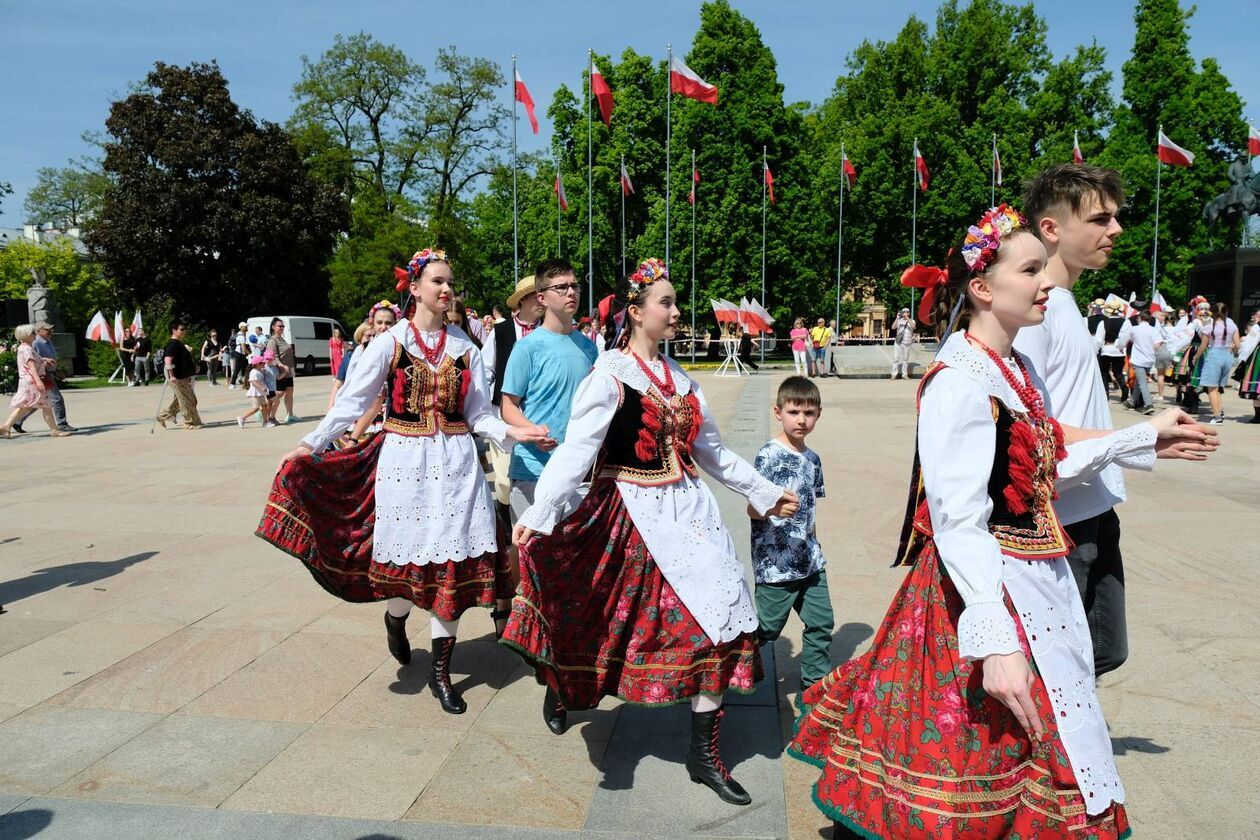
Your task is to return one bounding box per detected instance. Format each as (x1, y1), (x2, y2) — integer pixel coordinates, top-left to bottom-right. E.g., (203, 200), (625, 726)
(258, 251), (510, 715)
(789, 330), (1155, 839)
(1236, 323), (1260, 417)
(501, 258), (783, 805)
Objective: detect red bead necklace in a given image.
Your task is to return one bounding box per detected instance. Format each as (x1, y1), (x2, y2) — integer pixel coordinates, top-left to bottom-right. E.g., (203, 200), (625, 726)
(966, 333), (1046, 422)
(408, 320), (447, 367)
(631, 350), (676, 398)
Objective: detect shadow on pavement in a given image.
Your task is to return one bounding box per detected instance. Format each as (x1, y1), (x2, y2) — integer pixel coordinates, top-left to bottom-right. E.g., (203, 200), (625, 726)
(0, 551), (158, 605)
(0, 808), (54, 839)
(1111, 735), (1171, 755)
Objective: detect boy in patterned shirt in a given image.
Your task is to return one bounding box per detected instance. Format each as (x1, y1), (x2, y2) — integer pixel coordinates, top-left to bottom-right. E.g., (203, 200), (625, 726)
(749, 376), (834, 697)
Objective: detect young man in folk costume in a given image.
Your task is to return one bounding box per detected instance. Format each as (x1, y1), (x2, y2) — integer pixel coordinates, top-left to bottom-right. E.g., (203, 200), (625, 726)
(260, 250), (549, 715)
(789, 206), (1218, 838)
(503, 258), (800, 806)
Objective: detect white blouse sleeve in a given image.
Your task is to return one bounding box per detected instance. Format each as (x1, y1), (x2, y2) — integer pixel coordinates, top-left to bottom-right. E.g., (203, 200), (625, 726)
(1056, 423), (1157, 488)
(463, 345), (508, 448)
(480, 328), (498, 389)
(516, 371), (619, 535)
(918, 369), (1021, 661)
(300, 332), (395, 453)
(690, 378), (783, 516)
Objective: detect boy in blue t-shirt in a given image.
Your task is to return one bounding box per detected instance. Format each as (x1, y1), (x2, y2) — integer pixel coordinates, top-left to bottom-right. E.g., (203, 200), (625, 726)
(500, 258), (599, 519)
(749, 375), (834, 696)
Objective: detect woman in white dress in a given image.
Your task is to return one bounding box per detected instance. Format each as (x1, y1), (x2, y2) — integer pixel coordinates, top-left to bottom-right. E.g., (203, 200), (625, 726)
(260, 250), (548, 714)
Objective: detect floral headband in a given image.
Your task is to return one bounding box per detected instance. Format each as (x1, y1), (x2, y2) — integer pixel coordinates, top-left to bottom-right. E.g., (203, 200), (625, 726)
(393, 248), (449, 292)
(626, 257), (668, 303)
(367, 300), (403, 322)
(961, 204), (1027, 273)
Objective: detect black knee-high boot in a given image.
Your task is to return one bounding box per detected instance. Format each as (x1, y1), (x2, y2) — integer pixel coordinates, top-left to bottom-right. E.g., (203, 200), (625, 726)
(685, 707), (750, 805)
(428, 637), (466, 714)
(542, 686), (568, 735)
(384, 611), (411, 665)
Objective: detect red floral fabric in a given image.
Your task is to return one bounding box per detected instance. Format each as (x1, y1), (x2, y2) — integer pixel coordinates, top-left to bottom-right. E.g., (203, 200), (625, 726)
(256, 434), (511, 620)
(500, 479), (761, 709)
(788, 542), (1130, 839)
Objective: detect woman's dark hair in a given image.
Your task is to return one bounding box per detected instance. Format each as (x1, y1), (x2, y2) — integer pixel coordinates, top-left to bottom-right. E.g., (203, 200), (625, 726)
(611, 271), (648, 348)
(450, 299), (481, 348)
(269, 317), (284, 333)
(928, 228), (1036, 340)
(1212, 302), (1230, 322)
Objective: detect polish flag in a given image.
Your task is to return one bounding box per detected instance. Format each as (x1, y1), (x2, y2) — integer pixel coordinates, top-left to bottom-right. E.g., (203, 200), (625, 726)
(114, 311), (125, 344)
(750, 298), (775, 330)
(993, 146), (1003, 186)
(1157, 130), (1195, 167)
(1151, 290), (1169, 313)
(842, 152), (857, 188)
(591, 61), (613, 127)
(1249, 124), (1260, 156)
(620, 160), (634, 196)
(689, 164), (698, 205)
(554, 175), (569, 211)
(515, 69), (538, 135)
(669, 55), (718, 105)
(1073, 130), (1084, 164)
(914, 142), (929, 192)
(738, 298), (765, 334)
(764, 162), (776, 205)
(711, 299), (739, 324)
(131, 309), (143, 333)
(85, 310), (113, 344)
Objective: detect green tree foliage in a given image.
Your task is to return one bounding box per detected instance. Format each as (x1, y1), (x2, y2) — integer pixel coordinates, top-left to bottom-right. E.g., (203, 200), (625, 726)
(23, 160), (110, 228)
(0, 181), (13, 217)
(89, 61), (346, 330)
(0, 239), (113, 335)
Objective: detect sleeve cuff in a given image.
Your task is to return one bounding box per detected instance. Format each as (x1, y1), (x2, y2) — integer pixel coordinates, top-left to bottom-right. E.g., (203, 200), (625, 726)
(956, 601), (1022, 661)
(516, 501), (561, 536)
(746, 477), (784, 518)
(1112, 422), (1157, 472)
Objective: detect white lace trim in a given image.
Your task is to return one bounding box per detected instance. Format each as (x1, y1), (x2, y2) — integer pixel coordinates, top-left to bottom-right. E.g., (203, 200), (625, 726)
(956, 601), (1021, 661)
(934, 332), (1034, 412)
(1111, 422), (1157, 471)
(594, 350), (693, 398)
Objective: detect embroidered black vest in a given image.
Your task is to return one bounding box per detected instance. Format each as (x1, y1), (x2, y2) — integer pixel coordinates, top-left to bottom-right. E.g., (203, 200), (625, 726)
(894, 362), (1071, 566)
(595, 383), (702, 487)
(381, 343), (471, 437)
(490, 318), (518, 406)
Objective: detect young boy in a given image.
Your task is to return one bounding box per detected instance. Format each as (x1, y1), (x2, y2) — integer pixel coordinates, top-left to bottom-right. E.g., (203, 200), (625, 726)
(749, 376), (834, 698)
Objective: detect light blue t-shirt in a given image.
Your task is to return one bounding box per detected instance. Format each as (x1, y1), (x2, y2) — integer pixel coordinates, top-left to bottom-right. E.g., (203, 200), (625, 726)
(501, 326), (599, 481)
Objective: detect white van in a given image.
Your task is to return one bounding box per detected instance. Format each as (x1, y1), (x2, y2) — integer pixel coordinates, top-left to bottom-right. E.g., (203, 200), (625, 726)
(245, 315), (348, 375)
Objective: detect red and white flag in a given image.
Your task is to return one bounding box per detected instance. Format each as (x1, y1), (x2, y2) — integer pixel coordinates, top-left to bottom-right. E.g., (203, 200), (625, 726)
(515, 69), (538, 135)
(764, 162), (776, 205)
(669, 55), (718, 105)
(554, 175), (569, 211)
(114, 311), (125, 344)
(85, 310), (113, 344)
(1151, 290), (1169, 313)
(841, 152), (857, 188)
(750, 298), (775, 331)
(914, 142), (929, 192)
(993, 145), (1003, 186)
(689, 164), (699, 205)
(1072, 130), (1084, 164)
(1249, 124), (1260, 156)
(591, 60), (613, 127)
(620, 160), (634, 196)
(711, 298), (739, 324)
(130, 309), (143, 333)
(1157, 129), (1195, 167)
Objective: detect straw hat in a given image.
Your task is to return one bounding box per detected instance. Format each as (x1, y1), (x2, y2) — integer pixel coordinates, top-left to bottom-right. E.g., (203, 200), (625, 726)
(1102, 300), (1125, 316)
(506, 274), (538, 309)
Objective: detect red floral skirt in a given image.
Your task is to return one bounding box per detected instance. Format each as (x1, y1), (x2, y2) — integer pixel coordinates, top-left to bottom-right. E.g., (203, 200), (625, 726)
(788, 542), (1130, 839)
(256, 434), (512, 621)
(500, 479), (761, 710)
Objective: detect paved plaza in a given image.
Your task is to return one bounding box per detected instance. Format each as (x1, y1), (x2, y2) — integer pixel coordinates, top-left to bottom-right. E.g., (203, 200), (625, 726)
(0, 370), (1256, 838)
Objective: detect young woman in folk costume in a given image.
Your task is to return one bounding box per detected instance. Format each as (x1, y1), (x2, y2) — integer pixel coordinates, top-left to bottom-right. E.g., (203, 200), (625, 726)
(259, 249), (549, 715)
(504, 258), (800, 806)
(788, 206), (1218, 839)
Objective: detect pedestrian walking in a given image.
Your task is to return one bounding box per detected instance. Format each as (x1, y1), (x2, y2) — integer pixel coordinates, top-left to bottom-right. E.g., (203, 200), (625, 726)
(1199, 302), (1240, 425)
(132, 328), (153, 385)
(155, 321), (202, 430)
(201, 329), (223, 386)
(890, 308), (915, 380)
(789, 318), (810, 376)
(1, 324), (69, 437)
(266, 317), (299, 423)
(236, 355), (269, 427)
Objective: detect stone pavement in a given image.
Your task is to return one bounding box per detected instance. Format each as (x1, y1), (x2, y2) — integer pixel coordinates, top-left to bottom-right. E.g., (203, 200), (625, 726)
(0, 371), (1257, 838)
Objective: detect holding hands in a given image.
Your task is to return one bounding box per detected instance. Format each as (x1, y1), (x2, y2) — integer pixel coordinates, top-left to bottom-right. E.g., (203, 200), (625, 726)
(1148, 408), (1220, 461)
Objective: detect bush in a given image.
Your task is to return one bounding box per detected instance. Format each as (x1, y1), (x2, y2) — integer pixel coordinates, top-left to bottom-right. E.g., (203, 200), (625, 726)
(87, 341), (124, 379)
(0, 330), (16, 394)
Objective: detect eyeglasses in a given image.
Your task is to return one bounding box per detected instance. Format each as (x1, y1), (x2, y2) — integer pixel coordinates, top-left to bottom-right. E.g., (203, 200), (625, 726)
(541, 282), (580, 295)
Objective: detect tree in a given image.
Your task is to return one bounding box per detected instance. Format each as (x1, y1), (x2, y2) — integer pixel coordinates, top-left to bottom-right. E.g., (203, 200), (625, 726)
(88, 61), (346, 329)
(0, 239), (112, 335)
(23, 160), (110, 228)
(290, 33), (429, 212)
(0, 181), (12, 217)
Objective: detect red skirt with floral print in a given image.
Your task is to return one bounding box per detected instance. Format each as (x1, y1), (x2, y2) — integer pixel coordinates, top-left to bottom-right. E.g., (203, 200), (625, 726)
(500, 479), (761, 710)
(256, 433), (511, 621)
(788, 542), (1130, 839)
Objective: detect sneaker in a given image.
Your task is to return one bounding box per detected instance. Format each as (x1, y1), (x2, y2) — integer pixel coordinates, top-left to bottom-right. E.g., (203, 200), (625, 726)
(1209, 414), (1225, 425)
(59, 425), (78, 432)
(1140, 406), (1156, 416)
(264, 420), (279, 428)
(236, 416), (245, 429)
(11, 425), (26, 434)
(286, 415), (301, 424)
(1121, 400), (1134, 410)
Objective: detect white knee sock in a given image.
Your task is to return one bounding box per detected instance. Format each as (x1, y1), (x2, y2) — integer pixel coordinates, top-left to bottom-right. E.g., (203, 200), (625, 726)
(386, 598), (412, 618)
(690, 692), (722, 713)
(430, 616), (459, 639)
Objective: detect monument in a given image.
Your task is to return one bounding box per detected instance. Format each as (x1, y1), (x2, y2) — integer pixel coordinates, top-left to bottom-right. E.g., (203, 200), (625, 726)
(1190, 158), (1260, 320)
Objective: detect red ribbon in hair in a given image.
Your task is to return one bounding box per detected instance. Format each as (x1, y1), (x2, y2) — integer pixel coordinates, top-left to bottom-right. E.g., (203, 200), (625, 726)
(394, 267), (411, 293)
(900, 264), (948, 325)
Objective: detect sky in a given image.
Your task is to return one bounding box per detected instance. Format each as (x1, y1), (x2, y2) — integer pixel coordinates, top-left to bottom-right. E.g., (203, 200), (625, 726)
(1, 0), (1256, 222)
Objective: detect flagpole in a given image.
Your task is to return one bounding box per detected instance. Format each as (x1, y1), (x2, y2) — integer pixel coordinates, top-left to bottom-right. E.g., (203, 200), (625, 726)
(620, 154), (626, 280)
(512, 55), (519, 285)
(556, 162), (562, 258)
(1151, 125), (1162, 301)
(587, 49), (594, 317)
(835, 144), (845, 333)
(1246, 117), (1253, 249)
(665, 44), (672, 268)
(760, 145), (767, 364)
(691, 147), (697, 365)
(910, 138), (918, 320)
(990, 133), (996, 208)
